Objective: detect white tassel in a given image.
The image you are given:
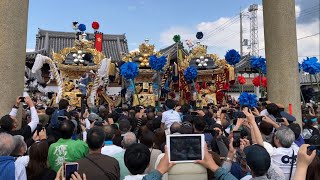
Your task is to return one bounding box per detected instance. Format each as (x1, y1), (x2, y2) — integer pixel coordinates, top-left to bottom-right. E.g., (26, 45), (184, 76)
(89, 57), (112, 105)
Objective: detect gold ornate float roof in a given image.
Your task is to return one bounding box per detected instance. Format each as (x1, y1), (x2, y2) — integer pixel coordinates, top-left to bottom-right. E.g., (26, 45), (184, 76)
(52, 40), (105, 79)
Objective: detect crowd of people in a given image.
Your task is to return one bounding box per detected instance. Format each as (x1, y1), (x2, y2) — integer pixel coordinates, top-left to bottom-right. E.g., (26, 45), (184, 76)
(0, 93), (319, 180)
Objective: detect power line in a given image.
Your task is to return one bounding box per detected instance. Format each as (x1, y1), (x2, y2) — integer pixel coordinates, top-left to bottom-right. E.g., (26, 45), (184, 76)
(258, 32), (319, 52)
(298, 55), (320, 57)
(202, 16), (240, 42)
(297, 33), (320, 40)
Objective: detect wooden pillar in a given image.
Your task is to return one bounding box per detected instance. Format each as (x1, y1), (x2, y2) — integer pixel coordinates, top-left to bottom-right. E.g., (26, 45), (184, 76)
(263, 0), (302, 126)
(0, 0), (29, 117)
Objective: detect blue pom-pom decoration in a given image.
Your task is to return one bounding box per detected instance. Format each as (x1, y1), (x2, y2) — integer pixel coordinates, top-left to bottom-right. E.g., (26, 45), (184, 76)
(261, 65), (267, 75)
(149, 55), (167, 71)
(225, 49), (241, 65)
(302, 57), (320, 74)
(184, 66), (198, 82)
(238, 92), (257, 108)
(250, 56), (267, 74)
(120, 62), (139, 80)
(78, 24), (86, 32)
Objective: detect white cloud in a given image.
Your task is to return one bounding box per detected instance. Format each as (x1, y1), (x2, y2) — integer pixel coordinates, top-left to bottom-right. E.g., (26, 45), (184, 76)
(26, 48), (35, 52)
(129, 48), (139, 53)
(159, 4), (319, 61)
(159, 26), (195, 46)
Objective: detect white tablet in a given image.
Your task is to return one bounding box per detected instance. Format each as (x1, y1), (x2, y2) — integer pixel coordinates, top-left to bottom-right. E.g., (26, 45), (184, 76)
(166, 134), (205, 163)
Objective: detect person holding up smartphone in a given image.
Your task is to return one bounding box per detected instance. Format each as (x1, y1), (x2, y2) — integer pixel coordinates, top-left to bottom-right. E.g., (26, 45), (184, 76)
(293, 144), (318, 180)
(0, 95), (39, 140)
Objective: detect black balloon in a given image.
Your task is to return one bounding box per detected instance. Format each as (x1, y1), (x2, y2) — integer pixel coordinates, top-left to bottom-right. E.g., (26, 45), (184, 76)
(196, 32), (204, 40)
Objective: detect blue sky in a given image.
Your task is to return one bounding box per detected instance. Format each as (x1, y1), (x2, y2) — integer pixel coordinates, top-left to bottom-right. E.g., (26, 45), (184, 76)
(27, 0), (319, 59)
(27, 0), (259, 50)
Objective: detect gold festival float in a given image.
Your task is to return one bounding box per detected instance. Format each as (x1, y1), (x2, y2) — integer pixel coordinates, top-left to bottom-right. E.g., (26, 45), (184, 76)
(30, 25), (234, 109)
(31, 22), (117, 108)
(116, 34), (235, 108)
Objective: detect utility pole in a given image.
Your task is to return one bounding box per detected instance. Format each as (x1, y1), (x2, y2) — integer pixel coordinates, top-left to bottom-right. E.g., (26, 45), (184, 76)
(248, 4), (260, 97)
(249, 4), (259, 56)
(240, 12), (243, 56)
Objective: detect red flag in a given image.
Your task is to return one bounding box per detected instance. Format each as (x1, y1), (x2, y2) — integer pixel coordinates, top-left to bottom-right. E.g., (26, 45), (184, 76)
(95, 32), (103, 52)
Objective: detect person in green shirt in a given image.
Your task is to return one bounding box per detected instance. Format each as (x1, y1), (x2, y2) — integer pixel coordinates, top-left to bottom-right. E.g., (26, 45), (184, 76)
(48, 120), (89, 172)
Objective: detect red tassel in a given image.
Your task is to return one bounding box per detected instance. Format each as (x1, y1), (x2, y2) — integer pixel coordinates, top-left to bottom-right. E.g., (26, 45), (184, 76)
(202, 82), (207, 89)
(223, 83), (230, 91)
(196, 82), (201, 93)
(216, 91), (224, 104)
(185, 92), (191, 101)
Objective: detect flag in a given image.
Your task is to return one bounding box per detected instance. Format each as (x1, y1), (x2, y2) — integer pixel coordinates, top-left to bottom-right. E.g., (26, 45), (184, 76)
(95, 32), (103, 52)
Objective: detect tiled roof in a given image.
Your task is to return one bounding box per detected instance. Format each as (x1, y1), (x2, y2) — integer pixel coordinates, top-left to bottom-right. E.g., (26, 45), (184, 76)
(300, 73), (320, 85)
(229, 84), (255, 93)
(31, 29), (129, 61)
(235, 54), (259, 73)
(159, 42), (189, 58)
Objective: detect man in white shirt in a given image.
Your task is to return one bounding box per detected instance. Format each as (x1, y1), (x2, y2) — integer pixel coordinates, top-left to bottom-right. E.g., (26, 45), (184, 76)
(101, 125), (124, 156)
(269, 126), (298, 180)
(0, 96), (39, 140)
(161, 99), (181, 130)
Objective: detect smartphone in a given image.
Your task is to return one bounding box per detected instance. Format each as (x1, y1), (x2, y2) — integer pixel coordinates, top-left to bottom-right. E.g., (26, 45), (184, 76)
(255, 116), (263, 124)
(167, 134), (204, 163)
(94, 121), (104, 127)
(233, 130), (241, 147)
(276, 118), (284, 123)
(190, 111), (198, 116)
(259, 98), (267, 102)
(307, 145), (320, 151)
(35, 124), (43, 135)
(233, 111), (246, 119)
(58, 116), (67, 121)
(19, 97), (25, 103)
(307, 145), (320, 156)
(64, 162), (79, 180)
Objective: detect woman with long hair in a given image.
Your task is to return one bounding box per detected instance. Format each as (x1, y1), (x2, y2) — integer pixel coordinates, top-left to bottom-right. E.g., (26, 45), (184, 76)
(27, 141), (56, 180)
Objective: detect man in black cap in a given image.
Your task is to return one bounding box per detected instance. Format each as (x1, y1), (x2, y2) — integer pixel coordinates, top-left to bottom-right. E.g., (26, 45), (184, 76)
(244, 144), (271, 179)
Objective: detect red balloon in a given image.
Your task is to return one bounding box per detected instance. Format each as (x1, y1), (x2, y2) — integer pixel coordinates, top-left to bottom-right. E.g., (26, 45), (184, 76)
(92, 21), (100, 30)
(252, 76), (261, 87)
(238, 75), (246, 85)
(262, 77), (267, 88)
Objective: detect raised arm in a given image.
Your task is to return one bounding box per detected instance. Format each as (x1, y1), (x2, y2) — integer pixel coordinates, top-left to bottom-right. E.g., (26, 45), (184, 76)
(9, 97), (21, 117)
(293, 144), (316, 180)
(243, 107), (264, 146)
(262, 116), (280, 129)
(25, 96), (39, 132)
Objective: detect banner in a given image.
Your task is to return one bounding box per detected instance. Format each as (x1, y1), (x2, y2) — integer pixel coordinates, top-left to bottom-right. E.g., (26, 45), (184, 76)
(95, 32), (103, 52)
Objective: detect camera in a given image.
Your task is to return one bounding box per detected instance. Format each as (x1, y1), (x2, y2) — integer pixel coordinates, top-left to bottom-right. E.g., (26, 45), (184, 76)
(19, 97), (25, 103)
(276, 118), (284, 123)
(94, 120), (105, 127)
(255, 116), (263, 124)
